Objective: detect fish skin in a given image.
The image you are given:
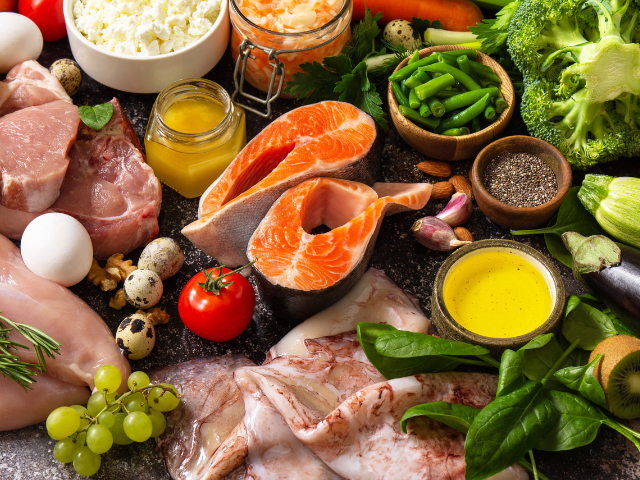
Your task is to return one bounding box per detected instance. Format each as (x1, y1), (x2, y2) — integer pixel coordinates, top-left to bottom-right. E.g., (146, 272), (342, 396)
(182, 101), (381, 268)
(248, 180), (432, 321)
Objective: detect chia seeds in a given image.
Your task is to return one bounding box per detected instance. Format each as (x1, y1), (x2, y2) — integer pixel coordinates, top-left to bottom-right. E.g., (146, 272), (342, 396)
(483, 153), (557, 208)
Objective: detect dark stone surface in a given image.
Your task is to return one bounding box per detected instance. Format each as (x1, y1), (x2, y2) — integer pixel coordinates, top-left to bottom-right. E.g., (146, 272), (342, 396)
(1, 38), (640, 480)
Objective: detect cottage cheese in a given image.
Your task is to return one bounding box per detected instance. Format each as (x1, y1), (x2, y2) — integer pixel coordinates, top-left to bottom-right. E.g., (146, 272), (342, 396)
(73, 0), (222, 56)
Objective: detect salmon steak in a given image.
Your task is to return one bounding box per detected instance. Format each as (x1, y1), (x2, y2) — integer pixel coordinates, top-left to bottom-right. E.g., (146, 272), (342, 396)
(247, 178), (432, 321)
(182, 101), (381, 267)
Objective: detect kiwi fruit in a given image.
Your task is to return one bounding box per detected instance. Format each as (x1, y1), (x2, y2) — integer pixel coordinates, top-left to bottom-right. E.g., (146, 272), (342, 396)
(589, 335), (640, 419)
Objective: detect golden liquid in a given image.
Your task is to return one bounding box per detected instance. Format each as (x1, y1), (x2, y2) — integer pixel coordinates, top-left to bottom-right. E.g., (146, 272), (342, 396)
(443, 251), (552, 338)
(145, 97), (246, 199)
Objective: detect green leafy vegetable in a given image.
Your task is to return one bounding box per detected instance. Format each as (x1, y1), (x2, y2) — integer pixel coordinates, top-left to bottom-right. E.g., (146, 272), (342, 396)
(554, 354), (608, 409)
(468, 0), (521, 55)
(342, 9), (382, 64)
(400, 401), (479, 434)
(519, 335), (571, 386)
(512, 187), (607, 267)
(410, 17), (442, 33)
(562, 295), (618, 350)
(496, 349), (525, 396)
(334, 62), (387, 129)
(78, 102), (114, 131)
(374, 331), (490, 358)
(283, 56), (353, 104)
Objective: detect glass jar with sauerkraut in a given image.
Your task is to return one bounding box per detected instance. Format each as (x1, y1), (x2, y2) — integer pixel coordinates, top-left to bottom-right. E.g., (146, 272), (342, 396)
(229, 0), (352, 116)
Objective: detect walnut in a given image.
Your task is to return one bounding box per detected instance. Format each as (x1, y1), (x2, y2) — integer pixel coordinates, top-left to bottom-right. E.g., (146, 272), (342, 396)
(87, 259), (118, 292)
(109, 288), (127, 310)
(105, 254), (137, 282)
(137, 308), (170, 325)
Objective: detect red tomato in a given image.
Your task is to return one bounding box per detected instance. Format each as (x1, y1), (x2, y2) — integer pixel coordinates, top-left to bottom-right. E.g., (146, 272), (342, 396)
(0, 0), (18, 12)
(19, 0), (66, 41)
(178, 266), (255, 342)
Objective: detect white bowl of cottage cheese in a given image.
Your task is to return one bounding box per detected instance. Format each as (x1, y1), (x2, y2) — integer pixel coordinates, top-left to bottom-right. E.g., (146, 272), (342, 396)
(63, 0), (229, 93)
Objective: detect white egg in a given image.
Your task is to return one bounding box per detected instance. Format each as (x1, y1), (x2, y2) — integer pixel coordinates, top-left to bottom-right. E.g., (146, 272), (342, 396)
(21, 213), (94, 287)
(0, 13), (44, 74)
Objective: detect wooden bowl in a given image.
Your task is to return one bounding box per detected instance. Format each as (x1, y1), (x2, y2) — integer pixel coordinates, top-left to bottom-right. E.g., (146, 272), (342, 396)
(431, 239), (566, 356)
(388, 45), (515, 161)
(471, 135), (573, 230)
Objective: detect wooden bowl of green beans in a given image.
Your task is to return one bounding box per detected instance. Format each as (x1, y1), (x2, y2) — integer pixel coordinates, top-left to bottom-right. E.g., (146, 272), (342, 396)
(388, 45), (515, 162)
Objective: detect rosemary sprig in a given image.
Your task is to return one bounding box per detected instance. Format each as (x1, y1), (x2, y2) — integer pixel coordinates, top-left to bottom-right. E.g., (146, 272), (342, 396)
(0, 313), (62, 390)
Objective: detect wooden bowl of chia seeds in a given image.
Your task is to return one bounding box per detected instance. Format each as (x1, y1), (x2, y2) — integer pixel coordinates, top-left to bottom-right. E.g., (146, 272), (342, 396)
(471, 135), (572, 230)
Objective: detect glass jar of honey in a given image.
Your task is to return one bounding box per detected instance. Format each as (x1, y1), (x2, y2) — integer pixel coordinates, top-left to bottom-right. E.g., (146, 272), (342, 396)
(144, 78), (246, 199)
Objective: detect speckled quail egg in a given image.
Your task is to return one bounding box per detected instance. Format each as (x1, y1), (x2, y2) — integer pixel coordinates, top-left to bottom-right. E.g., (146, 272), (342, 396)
(123, 269), (163, 309)
(116, 313), (155, 360)
(49, 59), (83, 96)
(383, 20), (417, 50)
(138, 238), (184, 281)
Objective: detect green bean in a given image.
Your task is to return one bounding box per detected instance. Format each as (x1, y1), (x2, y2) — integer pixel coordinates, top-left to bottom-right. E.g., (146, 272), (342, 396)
(419, 102), (431, 117)
(440, 128), (466, 136)
(405, 70), (431, 89)
(435, 90), (460, 99)
(421, 63), (481, 91)
(495, 97), (508, 114)
(472, 117), (482, 133)
(437, 53), (458, 68)
(391, 81), (410, 108)
(436, 93), (491, 133)
(479, 78), (500, 89)
(400, 79), (409, 96)
(469, 62), (502, 83)
(426, 96), (445, 117)
(414, 73), (456, 100)
(460, 127), (471, 135)
(399, 105), (441, 130)
(408, 89), (421, 110)
(441, 87), (500, 112)
(407, 50), (420, 65)
(456, 55), (480, 84)
(389, 55), (439, 82)
(484, 105), (497, 121)
(438, 49), (478, 60)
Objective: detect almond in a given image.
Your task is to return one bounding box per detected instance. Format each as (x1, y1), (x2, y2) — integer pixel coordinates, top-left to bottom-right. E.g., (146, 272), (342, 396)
(417, 160), (452, 178)
(454, 226), (474, 242)
(450, 175), (474, 201)
(430, 181), (455, 200)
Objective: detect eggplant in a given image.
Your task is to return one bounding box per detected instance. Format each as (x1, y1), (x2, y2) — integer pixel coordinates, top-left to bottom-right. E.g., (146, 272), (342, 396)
(563, 232), (640, 324)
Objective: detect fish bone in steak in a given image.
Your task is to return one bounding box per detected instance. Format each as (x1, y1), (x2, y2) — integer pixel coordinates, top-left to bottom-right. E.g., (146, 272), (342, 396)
(0, 100), (80, 212)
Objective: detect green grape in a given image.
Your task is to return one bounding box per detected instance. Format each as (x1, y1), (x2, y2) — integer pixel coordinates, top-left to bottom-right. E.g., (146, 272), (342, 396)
(109, 412), (134, 445)
(125, 392), (146, 405)
(70, 405), (90, 431)
(128, 371), (150, 390)
(46, 407), (81, 439)
(98, 411), (114, 428)
(123, 411), (153, 442)
(53, 438), (77, 463)
(87, 391), (117, 417)
(147, 384), (180, 412)
(73, 446), (101, 477)
(126, 399), (149, 414)
(76, 431), (87, 447)
(148, 409), (166, 438)
(86, 424), (113, 454)
(94, 365), (122, 393)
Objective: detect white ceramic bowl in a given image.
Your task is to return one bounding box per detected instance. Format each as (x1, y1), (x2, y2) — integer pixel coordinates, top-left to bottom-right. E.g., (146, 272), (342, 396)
(64, 0), (230, 93)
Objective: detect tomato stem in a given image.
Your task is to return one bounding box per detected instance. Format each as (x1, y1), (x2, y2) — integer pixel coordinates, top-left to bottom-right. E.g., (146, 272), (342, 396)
(198, 257), (257, 295)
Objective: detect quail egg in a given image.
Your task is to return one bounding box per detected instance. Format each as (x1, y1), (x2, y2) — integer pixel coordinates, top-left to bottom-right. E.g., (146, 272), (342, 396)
(116, 313), (155, 360)
(383, 20), (417, 50)
(49, 59), (83, 96)
(138, 238), (184, 281)
(123, 269), (163, 309)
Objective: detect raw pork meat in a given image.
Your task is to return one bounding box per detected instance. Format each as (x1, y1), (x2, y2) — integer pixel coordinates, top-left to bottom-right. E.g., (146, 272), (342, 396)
(0, 234), (130, 431)
(0, 100), (80, 211)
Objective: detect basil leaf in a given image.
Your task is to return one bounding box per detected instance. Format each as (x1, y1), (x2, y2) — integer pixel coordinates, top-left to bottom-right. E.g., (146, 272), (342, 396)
(464, 381), (558, 480)
(535, 390), (604, 451)
(554, 354), (608, 409)
(496, 349), (525, 397)
(374, 331), (490, 358)
(562, 296), (618, 350)
(78, 102), (114, 130)
(400, 402), (479, 434)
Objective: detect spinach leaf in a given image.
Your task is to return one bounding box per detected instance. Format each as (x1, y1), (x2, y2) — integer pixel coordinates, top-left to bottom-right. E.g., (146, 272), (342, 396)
(464, 381), (558, 480)
(554, 354), (608, 409)
(357, 323), (458, 379)
(78, 102), (114, 130)
(374, 331), (490, 358)
(562, 295), (618, 350)
(497, 349), (525, 397)
(518, 333), (554, 351)
(545, 227), (573, 267)
(518, 335), (570, 383)
(400, 401), (479, 434)
(535, 390), (604, 451)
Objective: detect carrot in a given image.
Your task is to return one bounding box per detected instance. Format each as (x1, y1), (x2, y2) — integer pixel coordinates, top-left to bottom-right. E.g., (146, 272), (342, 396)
(352, 0), (484, 32)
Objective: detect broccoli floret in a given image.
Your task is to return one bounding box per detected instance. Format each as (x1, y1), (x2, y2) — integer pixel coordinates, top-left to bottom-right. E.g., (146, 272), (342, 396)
(507, 0), (640, 168)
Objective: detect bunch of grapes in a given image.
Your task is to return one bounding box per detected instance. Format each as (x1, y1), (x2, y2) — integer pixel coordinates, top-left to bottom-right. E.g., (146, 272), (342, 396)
(45, 365), (180, 477)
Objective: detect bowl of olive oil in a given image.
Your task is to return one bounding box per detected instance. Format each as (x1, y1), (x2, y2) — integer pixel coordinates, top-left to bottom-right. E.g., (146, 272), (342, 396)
(432, 239), (565, 355)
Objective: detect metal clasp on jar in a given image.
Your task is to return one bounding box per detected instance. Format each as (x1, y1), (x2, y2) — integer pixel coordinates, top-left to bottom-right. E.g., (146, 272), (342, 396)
(232, 38), (285, 118)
